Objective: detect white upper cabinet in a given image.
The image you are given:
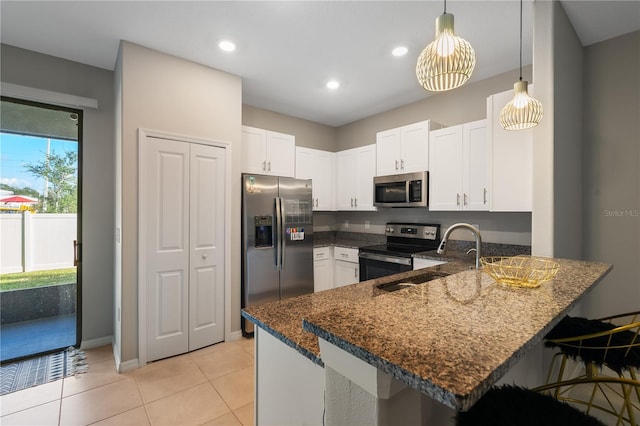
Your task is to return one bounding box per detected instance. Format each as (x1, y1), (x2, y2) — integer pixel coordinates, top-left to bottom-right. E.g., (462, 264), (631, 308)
(486, 89), (533, 211)
(429, 120), (488, 211)
(429, 126), (464, 210)
(336, 144), (376, 211)
(463, 120), (489, 211)
(376, 120), (440, 176)
(242, 125), (295, 177)
(296, 147), (335, 211)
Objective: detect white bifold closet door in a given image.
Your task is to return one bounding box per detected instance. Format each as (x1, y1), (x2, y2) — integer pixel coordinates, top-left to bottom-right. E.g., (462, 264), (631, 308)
(143, 136), (225, 362)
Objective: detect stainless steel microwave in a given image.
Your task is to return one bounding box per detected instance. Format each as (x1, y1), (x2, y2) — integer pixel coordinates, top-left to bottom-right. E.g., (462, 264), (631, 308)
(373, 171), (428, 207)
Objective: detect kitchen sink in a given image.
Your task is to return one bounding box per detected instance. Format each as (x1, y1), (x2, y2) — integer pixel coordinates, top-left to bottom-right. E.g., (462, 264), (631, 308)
(376, 271), (451, 292)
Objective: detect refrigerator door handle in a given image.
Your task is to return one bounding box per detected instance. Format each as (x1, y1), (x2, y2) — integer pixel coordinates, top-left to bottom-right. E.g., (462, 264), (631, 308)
(274, 197), (282, 271)
(281, 199), (286, 270)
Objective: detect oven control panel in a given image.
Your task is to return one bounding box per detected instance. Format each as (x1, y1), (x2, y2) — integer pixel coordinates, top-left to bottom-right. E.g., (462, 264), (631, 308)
(384, 223), (440, 240)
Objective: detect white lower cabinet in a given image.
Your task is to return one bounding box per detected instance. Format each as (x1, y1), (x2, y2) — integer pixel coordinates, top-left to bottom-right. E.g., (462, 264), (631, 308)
(334, 247), (359, 287)
(313, 247), (334, 292)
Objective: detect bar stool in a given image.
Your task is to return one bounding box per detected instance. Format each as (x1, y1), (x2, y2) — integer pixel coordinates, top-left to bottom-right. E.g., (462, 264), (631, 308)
(539, 311), (640, 425)
(456, 384), (606, 426)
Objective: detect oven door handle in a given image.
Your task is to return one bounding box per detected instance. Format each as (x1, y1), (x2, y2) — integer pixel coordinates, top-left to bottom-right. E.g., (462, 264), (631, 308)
(358, 252), (412, 266)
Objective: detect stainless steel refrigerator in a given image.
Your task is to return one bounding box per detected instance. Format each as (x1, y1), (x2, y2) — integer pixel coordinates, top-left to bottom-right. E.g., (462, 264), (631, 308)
(241, 173), (314, 335)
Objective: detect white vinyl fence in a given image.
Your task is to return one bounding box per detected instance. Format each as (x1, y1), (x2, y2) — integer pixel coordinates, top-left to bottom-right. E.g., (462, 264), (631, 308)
(0, 212), (76, 274)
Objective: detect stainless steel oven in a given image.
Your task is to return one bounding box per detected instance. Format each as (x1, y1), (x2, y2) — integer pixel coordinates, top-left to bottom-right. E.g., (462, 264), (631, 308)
(359, 223), (441, 281)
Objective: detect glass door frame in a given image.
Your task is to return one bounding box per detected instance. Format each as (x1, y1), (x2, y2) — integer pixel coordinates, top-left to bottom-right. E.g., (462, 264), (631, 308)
(1, 95), (83, 356)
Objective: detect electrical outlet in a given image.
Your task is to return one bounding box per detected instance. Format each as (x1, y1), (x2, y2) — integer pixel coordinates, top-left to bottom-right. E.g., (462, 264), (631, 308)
(344, 220), (349, 229)
(365, 220), (370, 229)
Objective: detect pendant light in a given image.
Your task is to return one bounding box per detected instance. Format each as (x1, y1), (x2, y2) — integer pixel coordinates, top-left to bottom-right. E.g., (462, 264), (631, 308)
(416, 0), (476, 92)
(500, 0), (543, 130)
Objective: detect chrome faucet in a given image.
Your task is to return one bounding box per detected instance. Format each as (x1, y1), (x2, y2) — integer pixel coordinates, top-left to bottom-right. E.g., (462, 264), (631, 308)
(437, 223), (483, 269)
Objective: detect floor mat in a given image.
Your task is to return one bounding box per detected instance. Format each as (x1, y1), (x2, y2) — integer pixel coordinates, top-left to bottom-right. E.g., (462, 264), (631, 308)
(0, 347), (87, 395)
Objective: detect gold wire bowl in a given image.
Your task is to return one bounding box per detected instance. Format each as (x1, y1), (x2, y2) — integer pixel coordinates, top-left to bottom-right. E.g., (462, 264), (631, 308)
(480, 256), (560, 288)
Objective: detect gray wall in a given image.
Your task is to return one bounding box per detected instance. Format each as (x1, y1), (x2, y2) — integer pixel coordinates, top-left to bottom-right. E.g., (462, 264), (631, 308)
(115, 41), (242, 363)
(243, 104), (337, 151)
(336, 67), (530, 151)
(581, 31), (640, 317)
(552, 2), (584, 259)
(1, 44), (115, 345)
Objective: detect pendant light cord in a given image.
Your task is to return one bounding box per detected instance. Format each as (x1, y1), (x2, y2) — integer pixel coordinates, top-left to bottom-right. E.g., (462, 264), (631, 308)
(519, 0), (523, 81)
(444, 0), (447, 14)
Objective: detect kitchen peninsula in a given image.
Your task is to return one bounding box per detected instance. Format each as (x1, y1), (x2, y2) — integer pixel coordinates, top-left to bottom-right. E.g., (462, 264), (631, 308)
(242, 258), (612, 425)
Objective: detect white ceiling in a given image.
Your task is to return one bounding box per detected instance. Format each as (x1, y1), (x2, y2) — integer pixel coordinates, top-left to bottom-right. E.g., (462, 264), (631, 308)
(1, 1), (638, 127)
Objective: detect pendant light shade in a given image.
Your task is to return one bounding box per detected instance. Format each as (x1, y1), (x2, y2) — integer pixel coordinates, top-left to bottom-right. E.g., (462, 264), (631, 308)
(500, 80), (543, 130)
(500, 0), (543, 130)
(416, 11), (476, 92)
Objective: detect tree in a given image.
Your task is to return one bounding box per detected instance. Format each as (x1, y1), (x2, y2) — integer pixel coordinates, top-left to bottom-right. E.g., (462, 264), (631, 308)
(24, 150), (78, 213)
(0, 183), (40, 199)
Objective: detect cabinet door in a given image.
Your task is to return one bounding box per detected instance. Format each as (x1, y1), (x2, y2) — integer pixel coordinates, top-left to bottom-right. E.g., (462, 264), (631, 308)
(297, 147), (335, 211)
(429, 125), (464, 211)
(354, 145), (377, 211)
(336, 149), (357, 210)
(266, 131), (295, 177)
(463, 120), (489, 211)
(400, 121), (430, 173)
(487, 89), (533, 211)
(242, 126), (267, 174)
(313, 259), (334, 292)
(314, 150), (335, 210)
(334, 260), (359, 287)
(376, 128), (401, 176)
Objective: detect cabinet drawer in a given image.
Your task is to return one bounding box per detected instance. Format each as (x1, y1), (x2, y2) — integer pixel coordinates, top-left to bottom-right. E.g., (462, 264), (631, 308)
(313, 247), (332, 261)
(333, 246), (359, 263)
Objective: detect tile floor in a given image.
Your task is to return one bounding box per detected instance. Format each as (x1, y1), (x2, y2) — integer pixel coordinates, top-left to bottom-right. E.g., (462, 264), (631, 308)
(0, 338), (255, 425)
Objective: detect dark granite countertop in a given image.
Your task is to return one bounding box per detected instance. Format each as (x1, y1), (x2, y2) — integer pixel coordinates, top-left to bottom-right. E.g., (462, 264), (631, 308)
(242, 257), (612, 411)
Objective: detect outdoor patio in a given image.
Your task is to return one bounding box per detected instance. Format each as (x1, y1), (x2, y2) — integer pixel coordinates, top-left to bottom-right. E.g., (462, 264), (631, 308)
(0, 314), (76, 362)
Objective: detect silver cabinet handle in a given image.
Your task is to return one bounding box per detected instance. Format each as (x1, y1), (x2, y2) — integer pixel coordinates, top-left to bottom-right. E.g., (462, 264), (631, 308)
(354, 267), (358, 278)
(483, 188), (487, 204)
(395, 160), (399, 170)
(315, 198), (319, 207)
(268, 161), (271, 171)
(464, 193), (468, 206)
(350, 198), (354, 207)
(457, 193), (461, 206)
(400, 159), (405, 170)
(354, 198), (358, 207)
(262, 160), (266, 171)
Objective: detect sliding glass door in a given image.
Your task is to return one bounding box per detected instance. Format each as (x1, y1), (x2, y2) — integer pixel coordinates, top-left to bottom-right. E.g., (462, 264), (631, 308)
(0, 96), (82, 363)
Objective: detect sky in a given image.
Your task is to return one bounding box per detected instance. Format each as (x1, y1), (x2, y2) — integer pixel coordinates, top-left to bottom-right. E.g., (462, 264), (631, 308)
(0, 133), (78, 195)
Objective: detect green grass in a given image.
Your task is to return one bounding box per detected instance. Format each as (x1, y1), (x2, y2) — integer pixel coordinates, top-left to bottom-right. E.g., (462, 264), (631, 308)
(0, 268), (77, 291)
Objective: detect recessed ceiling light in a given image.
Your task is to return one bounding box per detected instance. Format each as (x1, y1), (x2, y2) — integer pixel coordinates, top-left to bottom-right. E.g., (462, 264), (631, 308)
(218, 40), (236, 52)
(392, 46), (408, 57)
(326, 80), (340, 90)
